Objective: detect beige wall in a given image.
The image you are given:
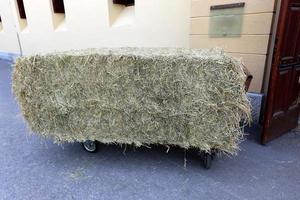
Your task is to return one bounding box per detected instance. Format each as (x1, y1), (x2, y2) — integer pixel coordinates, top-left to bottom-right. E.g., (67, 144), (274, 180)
(0, 0), (21, 53)
(190, 0), (276, 92)
(1, 0), (275, 92)
(0, 0), (190, 54)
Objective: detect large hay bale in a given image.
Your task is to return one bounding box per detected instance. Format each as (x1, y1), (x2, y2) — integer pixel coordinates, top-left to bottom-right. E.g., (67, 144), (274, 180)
(12, 48), (250, 154)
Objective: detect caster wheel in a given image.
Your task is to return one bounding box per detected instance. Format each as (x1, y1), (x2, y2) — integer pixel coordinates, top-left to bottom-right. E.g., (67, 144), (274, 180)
(211, 151), (216, 160)
(82, 140), (98, 153)
(202, 153), (212, 169)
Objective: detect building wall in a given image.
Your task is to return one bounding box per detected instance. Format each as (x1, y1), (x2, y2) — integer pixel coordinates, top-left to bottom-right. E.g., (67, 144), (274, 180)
(190, 0), (276, 92)
(0, 0), (21, 53)
(0, 0), (190, 55)
(0, 0), (275, 93)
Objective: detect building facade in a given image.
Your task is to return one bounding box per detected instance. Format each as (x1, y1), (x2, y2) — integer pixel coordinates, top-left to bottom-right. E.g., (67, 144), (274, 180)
(0, 0), (276, 93)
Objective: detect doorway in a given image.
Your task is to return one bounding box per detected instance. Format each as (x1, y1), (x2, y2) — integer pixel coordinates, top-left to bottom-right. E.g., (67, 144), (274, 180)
(261, 0), (300, 144)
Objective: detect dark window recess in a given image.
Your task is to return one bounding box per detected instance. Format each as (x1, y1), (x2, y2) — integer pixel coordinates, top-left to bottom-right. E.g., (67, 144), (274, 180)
(16, 0), (26, 19)
(0, 16), (2, 22)
(113, 0), (134, 6)
(52, 0), (65, 14)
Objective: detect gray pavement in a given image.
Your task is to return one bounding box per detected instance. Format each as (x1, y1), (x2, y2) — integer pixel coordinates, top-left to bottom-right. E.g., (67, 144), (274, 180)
(1, 59), (300, 200)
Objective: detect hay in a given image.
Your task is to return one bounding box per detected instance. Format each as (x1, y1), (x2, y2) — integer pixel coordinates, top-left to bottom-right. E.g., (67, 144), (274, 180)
(12, 48), (251, 154)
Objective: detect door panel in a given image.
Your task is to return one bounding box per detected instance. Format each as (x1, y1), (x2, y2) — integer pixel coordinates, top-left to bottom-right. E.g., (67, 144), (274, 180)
(289, 66), (300, 106)
(280, 3), (300, 63)
(290, 26), (300, 107)
(272, 69), (292, 115)
(261, 0), (300, 144)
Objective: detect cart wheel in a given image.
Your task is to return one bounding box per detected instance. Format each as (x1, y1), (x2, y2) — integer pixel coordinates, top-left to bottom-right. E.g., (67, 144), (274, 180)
(202, 153), (212, 169)
(82, 140), (98, 153)
(211, 151), (216, 160)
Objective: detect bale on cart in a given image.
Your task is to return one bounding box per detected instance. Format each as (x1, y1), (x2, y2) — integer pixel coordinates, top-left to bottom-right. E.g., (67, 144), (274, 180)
(12, 48), (251, 159)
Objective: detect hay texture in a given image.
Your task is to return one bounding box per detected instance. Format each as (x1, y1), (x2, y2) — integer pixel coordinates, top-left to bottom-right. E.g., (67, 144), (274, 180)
(12, 48), (250, 154)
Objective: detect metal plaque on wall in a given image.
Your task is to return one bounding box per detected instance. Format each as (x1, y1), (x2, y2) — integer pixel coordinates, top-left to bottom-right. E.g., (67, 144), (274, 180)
(209, 2), (245, 38)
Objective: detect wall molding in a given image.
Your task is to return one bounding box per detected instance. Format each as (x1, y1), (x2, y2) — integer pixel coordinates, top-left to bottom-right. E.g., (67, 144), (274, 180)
(0, 51), (20, 62)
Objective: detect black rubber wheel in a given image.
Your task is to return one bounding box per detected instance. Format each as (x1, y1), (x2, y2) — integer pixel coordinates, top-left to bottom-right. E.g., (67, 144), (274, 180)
(202, 153), (212, 169)
(211, 151), (216, 160)
(82, 140), (98, 153)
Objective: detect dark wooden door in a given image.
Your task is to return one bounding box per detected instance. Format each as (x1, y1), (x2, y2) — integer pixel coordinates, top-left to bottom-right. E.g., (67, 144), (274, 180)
(261, 0), (300, 144)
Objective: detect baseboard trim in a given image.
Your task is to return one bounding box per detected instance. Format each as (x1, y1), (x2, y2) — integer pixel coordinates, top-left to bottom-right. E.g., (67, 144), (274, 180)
(246, 92), (264, 125)
(0, 51), (20, 62)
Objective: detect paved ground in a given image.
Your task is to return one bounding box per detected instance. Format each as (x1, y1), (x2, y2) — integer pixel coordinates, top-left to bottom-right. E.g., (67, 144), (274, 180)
(1, 59), (300, 200)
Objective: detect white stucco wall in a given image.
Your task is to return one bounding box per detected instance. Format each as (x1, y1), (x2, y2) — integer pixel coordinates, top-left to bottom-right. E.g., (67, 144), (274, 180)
(0, 0), (21, 53)
(0, 0), (190, 55)
(0, 0), (276, 92)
